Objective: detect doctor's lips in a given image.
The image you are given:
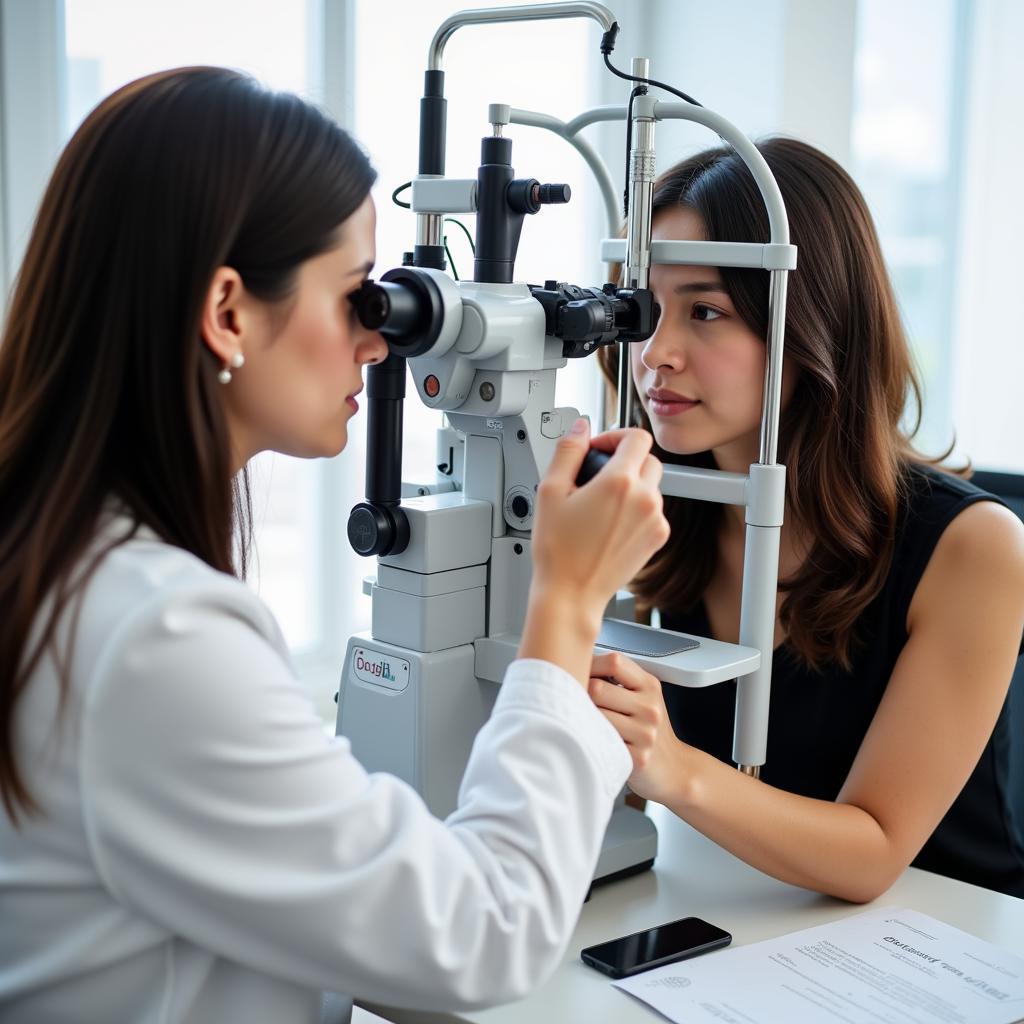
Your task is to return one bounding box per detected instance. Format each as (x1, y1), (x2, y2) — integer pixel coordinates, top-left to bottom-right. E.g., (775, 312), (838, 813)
(647, 387), (700, 417)
(346, 387), (363, 412)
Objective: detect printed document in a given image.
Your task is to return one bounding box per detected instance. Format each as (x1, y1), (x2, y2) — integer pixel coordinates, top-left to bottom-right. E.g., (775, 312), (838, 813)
(614, 907), (1024, 1023)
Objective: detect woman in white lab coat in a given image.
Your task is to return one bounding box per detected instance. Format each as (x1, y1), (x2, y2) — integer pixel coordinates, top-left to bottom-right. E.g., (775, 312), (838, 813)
(0, 67), (669, 1023)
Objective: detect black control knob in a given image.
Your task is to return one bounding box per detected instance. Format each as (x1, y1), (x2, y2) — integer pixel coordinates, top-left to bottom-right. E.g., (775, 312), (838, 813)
(507, 180), (573, 216)
(575, 448), (611, 487)
(511, 494), (531, 519)
(347, 502), (410, 557)
(537, 183), (571, 204)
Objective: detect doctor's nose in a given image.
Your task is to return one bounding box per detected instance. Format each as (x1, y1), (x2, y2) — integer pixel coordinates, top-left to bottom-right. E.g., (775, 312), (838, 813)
(357, 327), (389, 366)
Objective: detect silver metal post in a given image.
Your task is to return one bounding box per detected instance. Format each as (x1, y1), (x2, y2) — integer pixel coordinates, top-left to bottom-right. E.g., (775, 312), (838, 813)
(758, 270), (789, 465)
(736, 268), (791, 775)
(416, 213), (443, 248)
(624, 59), (654, 291)
(618, 58), (655, 429)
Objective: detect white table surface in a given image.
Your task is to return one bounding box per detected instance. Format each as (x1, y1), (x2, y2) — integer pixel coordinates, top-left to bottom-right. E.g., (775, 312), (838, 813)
(360, 801), (1024, 1024)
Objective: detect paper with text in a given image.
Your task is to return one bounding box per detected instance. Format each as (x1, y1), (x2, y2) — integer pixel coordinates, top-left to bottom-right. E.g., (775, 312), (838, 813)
(613, 907), (1024, 1023)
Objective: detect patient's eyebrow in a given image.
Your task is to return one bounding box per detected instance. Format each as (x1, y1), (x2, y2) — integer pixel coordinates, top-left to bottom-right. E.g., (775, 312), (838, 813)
(674, 281), (728, 294)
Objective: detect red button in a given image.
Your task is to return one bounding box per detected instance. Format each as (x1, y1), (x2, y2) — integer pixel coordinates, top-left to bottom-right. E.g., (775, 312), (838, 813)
(424, 375), (440, 398)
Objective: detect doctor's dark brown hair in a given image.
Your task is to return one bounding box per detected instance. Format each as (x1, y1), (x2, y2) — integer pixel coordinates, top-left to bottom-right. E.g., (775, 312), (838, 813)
(600, 137), (956, 670)
(0, 67), (375, 822)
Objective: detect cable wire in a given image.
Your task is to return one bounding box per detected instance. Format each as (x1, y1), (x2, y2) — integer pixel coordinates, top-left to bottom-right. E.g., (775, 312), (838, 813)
(444, 239), (459, 280)
(443, 217), (475, 255)
(602, 51), (703, 107)
(624, 85), (643, 217)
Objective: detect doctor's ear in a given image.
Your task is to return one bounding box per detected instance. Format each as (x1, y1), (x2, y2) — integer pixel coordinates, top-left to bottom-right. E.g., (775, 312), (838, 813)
(199, 266), (251, 369)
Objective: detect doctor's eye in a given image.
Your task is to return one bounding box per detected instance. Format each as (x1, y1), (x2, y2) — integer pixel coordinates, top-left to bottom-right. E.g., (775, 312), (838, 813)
(346, 285), (366, 320)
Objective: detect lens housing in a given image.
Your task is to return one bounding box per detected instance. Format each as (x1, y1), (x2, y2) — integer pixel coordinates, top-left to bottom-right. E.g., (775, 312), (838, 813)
(529, 281), (660, 357)
(350, 268), (448, 358)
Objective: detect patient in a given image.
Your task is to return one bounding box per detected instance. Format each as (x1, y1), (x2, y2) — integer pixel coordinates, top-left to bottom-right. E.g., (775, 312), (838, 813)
(593, 137), (1024, 901)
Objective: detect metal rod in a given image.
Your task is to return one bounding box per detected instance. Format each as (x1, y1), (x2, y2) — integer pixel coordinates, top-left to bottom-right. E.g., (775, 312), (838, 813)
(416, 212), (443, 247)
(508, 107), (620, 236)
(620, 67), (656, 431)
(428, 2), (615, 71)
(561, 102), (792, 247)
(624, 117), (655, 289)
(660, 465), (748, 505)
(617, 347), (633, 428)
(758, 270), (789, 465)
(564, 104), (632, 135)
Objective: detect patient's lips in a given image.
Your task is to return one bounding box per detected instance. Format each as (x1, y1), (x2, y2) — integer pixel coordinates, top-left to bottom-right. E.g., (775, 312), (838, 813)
(647, 387), (700, 417)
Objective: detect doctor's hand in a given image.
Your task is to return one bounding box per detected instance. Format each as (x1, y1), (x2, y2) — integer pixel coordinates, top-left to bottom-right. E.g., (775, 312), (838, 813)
(588, 652), (687, 805)
(517, 420), (669, 686)
(530, 421), (669, 619)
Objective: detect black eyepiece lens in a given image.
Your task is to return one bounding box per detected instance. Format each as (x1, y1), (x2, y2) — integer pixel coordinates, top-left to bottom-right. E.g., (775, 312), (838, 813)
(350, 281), (390, 330)
(365, 290), (389, 327)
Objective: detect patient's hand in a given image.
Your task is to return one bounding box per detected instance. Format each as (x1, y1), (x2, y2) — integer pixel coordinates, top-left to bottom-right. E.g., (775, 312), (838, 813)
(588, 652), (686, 806)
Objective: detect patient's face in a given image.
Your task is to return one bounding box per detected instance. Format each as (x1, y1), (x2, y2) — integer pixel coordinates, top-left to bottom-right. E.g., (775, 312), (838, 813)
(631, 207), (793, 470)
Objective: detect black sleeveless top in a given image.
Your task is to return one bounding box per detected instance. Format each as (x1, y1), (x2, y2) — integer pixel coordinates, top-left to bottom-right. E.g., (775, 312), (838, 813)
(660, 464), (1024, 897)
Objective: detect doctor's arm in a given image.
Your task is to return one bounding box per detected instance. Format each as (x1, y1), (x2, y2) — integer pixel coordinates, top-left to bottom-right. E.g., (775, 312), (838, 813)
(81, 589), (627, 1012)
(80, 425), (668, 1012)
(588, 500), (1024, 903)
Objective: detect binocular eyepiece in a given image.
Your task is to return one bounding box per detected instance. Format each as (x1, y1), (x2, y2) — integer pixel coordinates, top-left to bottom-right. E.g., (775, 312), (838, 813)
(350, 268), (659, 362)
(349, 268), (448, 359)
(530, 281), (660, 357)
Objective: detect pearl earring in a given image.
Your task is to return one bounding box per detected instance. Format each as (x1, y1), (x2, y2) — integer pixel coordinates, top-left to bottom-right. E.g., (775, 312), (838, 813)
(218, 351), (245, 385)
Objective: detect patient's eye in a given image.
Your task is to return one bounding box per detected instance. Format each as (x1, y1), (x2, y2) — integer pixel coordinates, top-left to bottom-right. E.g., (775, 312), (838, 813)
(693, 303), (723, 322)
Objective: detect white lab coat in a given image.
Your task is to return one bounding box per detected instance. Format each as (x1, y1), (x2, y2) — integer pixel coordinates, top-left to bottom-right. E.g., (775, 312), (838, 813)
(0, 518), (631, 1023)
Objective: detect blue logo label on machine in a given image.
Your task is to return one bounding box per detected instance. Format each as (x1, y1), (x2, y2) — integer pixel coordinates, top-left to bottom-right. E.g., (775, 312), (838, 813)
(352, 647), (410, 692)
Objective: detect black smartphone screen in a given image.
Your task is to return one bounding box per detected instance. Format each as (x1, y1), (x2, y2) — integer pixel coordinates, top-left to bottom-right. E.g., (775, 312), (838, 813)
(581, 916), (732, 978)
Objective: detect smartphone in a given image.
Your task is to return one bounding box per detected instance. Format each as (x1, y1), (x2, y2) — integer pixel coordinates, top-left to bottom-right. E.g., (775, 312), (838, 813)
(580, 916), (732, 979)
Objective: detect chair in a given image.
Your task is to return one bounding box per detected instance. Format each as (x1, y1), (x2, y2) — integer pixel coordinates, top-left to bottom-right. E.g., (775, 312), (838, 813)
(971, 470), (1024, 819)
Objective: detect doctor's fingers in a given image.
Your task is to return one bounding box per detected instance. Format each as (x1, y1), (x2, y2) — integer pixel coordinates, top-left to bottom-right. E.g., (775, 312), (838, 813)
(591, 677), (666, 743)
(596, 707), (652, 752)
(590, 652), (660, 692)
(638, 452), (664, 487)
(588, 675), (639, 715)
(604, 427), (654, 474)
(589, 426), (650, 456)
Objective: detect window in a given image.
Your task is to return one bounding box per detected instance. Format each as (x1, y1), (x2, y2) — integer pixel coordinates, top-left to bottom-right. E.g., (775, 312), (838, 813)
(851, 0), (966, 458)
(851, 0), (1024, 474)
(948, 0), (1024, 474)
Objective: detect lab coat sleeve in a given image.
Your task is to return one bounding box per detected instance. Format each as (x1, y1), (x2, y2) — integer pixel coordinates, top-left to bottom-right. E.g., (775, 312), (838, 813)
(79, 582), (631, 1011)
